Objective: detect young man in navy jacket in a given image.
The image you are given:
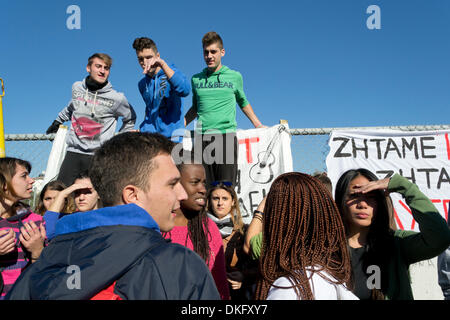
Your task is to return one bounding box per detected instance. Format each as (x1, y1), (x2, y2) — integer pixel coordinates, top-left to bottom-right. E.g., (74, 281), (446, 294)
(6, 132), (220, 300)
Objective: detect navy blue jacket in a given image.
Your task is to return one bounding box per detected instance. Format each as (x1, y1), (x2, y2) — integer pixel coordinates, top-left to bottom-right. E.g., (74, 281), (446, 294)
(5, 204), (220, 300)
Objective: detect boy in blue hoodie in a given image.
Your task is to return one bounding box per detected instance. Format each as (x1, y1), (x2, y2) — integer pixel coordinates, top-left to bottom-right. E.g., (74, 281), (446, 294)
(132, 37), (190, 143)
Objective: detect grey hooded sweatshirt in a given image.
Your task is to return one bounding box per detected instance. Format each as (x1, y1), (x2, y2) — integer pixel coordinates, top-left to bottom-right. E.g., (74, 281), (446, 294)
(56, 79), (136, 155)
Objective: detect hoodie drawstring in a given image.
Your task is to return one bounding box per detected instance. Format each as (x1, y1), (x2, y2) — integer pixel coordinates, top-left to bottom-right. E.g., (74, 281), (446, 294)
(84, 87), (97, 118)
(92, 91), (98, 118)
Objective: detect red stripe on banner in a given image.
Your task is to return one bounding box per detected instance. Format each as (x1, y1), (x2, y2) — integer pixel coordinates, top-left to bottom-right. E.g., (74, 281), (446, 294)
(431, 199), (448, 222)
(446, 133), (450, 160)
(444, 199), (450, 222)
(393, 208), (404, 230)
(398, 200), (415, 230)
(238, 137), (260, 163)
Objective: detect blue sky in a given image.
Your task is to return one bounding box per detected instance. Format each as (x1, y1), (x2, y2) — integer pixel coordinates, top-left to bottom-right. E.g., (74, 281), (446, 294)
(1, 0), (449, 136)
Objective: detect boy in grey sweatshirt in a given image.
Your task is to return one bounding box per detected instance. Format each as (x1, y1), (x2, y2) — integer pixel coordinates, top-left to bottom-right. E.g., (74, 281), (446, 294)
(46, 53), (136, 186)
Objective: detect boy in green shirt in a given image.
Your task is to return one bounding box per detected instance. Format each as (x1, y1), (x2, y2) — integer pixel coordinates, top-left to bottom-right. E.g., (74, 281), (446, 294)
(185, 31), (267, 188)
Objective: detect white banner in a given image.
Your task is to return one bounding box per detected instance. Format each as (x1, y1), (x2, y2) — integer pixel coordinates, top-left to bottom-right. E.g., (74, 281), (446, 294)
(183, 124), (293, 224)
(33, 125), (69, 195)
(326, 129), (450, 231)
(326, 128), (450, 300)
(236, 124), (293, 224)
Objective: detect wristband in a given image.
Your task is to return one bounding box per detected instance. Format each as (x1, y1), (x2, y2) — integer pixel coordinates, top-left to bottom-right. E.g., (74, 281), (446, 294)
(256, 124), (263, 128)
(254, 210), (264, 216)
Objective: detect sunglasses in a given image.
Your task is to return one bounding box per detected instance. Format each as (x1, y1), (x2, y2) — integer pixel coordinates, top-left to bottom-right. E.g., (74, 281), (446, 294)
(210, 180), (233, 187)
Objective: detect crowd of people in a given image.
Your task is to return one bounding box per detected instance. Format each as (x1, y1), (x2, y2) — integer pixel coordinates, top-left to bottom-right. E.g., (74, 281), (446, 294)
(1, 30), (449, 300)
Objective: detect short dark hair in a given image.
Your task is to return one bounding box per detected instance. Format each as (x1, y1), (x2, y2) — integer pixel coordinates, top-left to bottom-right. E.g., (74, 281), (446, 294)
(202, 31), (223, 49)
(74, 170), (90, 182)
(132, 37), (158, 53)
(89, 132), (174, 207)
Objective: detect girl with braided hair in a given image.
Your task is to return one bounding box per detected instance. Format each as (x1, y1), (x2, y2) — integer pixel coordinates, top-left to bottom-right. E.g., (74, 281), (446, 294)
(254, 172), (357, 300)
(162, 153), (230, 300)
(334, 168), (450, 300)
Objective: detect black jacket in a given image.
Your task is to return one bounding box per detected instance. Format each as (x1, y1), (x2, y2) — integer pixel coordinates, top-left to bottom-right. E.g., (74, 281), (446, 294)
(6, 204), (220, 300)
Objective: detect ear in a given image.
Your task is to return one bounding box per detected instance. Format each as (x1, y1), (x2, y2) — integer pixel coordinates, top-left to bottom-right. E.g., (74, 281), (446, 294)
(121, 185), (140, 205)
(86, 64), (91, 74)
(221, 48), (225, 57)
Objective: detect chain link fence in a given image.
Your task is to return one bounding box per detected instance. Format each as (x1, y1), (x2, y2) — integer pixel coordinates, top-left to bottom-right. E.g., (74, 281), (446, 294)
(4, 124), (449, 208)
(5, 124), (450, 178)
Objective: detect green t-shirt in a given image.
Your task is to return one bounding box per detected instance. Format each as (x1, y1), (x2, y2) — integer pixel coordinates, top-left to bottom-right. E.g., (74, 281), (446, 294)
(191, 65), (249, 134)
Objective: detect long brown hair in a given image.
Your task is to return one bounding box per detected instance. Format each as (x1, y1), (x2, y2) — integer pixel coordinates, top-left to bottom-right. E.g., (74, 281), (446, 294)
(207, 182), (245, 235)
(0, 157), (32, 201)
(255, 172), (352, 300)
(0, 157), (33, 217)
(334, 168), (396, 300)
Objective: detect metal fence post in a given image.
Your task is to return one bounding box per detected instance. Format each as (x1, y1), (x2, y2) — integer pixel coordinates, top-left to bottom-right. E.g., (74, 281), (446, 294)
(0, 78), (5, 157)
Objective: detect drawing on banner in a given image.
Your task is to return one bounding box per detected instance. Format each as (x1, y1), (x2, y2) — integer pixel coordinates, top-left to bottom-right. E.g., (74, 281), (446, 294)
(249, 126), (286, 184)
(178, 124), (293, 224)
(237, 124), (293, 223)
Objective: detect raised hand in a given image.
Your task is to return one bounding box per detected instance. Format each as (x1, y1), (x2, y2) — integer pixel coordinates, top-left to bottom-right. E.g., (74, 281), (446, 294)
(350, 177), (390, 195)
(48, 181), (92, 212)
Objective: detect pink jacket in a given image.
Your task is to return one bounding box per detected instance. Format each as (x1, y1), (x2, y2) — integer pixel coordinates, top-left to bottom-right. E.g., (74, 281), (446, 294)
(0, 206), (45, 299)
(163, 217), (230, 300)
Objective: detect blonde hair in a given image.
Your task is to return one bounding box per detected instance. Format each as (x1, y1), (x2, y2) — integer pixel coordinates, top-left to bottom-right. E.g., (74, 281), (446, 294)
(88, 53), (113, 68)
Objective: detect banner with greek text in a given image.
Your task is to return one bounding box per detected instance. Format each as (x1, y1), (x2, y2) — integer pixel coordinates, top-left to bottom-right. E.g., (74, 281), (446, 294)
(325, 129), (450, 300)
(326, 129), (449, 231)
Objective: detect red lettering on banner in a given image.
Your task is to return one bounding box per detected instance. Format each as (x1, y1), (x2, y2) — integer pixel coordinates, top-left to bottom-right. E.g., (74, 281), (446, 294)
(393, 208), (404, 230)
(238, 137), (260, 163)
(445, 133), (450, 160)
(398, 200), (415, 230)
(397, 199), (449, 230)
(432, 199), (450, 222)
(444, 200), (449, 222)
